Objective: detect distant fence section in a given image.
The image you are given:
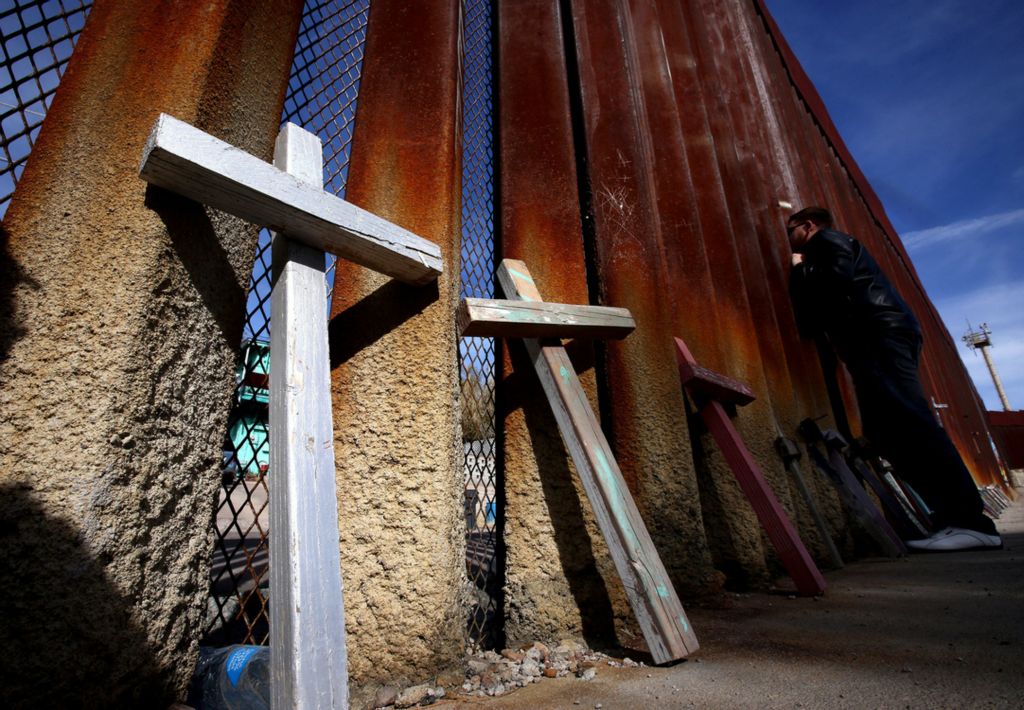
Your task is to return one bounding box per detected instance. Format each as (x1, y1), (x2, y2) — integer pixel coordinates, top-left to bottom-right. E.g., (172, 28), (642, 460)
(459, 0), (500, 648)
(0, 0), (91, 219)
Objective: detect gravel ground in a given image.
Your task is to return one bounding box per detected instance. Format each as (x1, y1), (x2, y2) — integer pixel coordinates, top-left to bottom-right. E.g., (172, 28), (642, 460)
(438, 493), (1024, 710)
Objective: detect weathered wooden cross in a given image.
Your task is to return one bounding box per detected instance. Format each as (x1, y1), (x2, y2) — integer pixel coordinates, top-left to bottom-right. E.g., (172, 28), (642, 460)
(845, 439), (930, 539)
(140, 113), (443, 710)
(673, 337), (826, 596)
(798, 418), (905, 558)
(458, 259), (700, 664)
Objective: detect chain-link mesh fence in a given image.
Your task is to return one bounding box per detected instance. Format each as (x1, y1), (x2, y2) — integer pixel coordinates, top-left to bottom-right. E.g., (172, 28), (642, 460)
(204, 0), (371, 647)
(0, 0), (91, 220)
(460, 0), (500, 648)
(3, 0), (504, 651)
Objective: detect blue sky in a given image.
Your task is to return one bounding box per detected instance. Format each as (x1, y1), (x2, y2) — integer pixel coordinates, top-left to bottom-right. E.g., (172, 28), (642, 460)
(766, 0), (1024, 411)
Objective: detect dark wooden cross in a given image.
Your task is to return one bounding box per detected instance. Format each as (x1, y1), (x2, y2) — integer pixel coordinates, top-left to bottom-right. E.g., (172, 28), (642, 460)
(798, 418), (905, 558)
(775, 436), (844, 569)
(674, 337), (826, 596)
(459, 259), (699, 664)
(843, 438), (930, 539)
(140, 114), (444, 710)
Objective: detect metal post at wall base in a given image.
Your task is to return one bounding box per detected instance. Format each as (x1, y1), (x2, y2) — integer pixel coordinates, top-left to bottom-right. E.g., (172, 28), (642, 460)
(674, 338), (826, 597)
(464, 259), (699, 664)
(139, 115), (445, 709)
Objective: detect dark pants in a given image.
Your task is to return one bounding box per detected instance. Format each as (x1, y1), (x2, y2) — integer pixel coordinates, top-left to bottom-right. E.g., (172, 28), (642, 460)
(841, 330), (996, 536)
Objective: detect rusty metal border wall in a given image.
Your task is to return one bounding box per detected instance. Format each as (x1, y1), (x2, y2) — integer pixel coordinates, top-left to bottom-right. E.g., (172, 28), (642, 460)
(493, 0), (1008, 632)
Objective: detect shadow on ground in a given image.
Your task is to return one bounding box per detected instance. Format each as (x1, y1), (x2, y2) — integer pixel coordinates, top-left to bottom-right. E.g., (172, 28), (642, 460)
(442, 495), (1024, 709)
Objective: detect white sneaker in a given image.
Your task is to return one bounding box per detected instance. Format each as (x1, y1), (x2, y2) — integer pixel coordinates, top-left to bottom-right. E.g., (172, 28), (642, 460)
(906, 527), (1002, 552)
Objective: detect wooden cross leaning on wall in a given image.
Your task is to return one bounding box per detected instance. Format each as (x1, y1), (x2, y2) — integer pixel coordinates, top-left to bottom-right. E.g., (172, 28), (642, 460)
(673, 338), (827, 596)
(459, 259), (700, 664)
(140, 113), (444, 710)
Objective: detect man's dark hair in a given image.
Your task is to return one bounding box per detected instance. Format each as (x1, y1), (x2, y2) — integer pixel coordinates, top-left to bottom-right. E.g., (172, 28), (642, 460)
(789, 206), (833, 228)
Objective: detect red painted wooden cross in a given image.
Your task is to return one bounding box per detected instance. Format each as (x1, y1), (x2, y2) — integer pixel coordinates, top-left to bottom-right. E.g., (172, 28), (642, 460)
(674, 337), (827, 596)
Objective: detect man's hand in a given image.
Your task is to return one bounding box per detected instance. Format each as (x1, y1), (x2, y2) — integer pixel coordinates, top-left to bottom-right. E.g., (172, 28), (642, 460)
(791, 253), (804, 266)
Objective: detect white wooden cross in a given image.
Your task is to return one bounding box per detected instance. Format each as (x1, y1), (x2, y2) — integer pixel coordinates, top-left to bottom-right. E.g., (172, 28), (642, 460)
(140, 114), (443, 710)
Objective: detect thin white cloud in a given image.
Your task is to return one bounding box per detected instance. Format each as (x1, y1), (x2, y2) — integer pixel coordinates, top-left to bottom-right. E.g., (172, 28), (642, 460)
(903, 208), (1024, 251)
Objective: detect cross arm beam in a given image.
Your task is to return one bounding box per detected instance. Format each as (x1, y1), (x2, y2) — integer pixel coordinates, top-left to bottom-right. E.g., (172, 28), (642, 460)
(674, 337), (755, 406)
(457, 297), (635, 339)
(139, 113), (442, 285)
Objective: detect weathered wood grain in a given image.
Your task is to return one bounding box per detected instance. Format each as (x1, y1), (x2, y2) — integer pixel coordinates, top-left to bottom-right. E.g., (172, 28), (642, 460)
(675, 337), (827, 596)
(457, 297), (635, 339)
(821, 432), (908, 556)
(497, 259), (699, 664)
(268, 123), (349, 710)
(139, 113), (442, 285)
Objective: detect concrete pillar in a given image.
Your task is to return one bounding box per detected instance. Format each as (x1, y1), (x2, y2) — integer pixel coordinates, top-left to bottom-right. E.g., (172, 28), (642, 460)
(0, 2), (303, 706)
(326, 0), (465, 698)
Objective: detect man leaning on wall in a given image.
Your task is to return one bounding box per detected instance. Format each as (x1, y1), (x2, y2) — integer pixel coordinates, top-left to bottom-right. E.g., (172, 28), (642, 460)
(786, 206), (1001, 552)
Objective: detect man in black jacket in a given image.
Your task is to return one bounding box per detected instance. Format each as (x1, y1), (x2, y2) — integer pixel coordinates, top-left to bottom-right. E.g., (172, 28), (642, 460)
(787, 206), (1000, 551)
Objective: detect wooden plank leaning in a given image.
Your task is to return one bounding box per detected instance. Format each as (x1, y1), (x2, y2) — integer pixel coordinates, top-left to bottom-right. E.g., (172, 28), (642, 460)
(798, 419), (905, 559)
(674, 337), (827, 597)
(496, 259), (699, 664)
(268, 124), (349, 709)
(139, 113), (442, 285)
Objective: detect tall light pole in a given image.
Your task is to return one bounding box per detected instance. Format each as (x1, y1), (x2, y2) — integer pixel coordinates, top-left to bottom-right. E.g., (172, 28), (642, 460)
(963, 323), (1012, 411)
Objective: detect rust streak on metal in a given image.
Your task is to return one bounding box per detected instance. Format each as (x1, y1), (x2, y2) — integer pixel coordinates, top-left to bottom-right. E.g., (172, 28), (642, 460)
(326, 0), (465, 684)
(566, 0), (718, 596)
(497, 0), (627, 645)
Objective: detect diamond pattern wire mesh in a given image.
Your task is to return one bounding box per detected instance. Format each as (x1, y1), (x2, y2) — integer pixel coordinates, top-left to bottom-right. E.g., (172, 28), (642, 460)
(0, 0), (91, 220)
(204, 0), (370, 647)
(460, 0), (500, 647)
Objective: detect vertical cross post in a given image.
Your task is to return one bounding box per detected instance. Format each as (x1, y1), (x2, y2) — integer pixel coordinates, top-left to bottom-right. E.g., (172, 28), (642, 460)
(798, 419), (905, 559)
(139, 113), (445, 708)
(268, 124), (348, 710)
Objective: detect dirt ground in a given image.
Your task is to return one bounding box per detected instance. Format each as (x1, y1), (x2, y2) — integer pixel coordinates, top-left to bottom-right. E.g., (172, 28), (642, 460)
(441, 495), (1024, 709)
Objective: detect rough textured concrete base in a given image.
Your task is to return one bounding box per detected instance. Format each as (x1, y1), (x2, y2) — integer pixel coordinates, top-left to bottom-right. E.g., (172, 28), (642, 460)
(325, 1), (466, 699)
(0, 2), (302, 705)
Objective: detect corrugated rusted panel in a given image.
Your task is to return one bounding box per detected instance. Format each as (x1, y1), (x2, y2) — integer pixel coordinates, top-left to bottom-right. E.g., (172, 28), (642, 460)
(688, 0), (812, 430)
(750, 0), (1005, 490)
(496, 0), (626, 646)
(714, 0), (853, 537)
(326, 0), (465, 686)
(730, 9), (862, 446)
(714, 0), (835, 426)
(700, 0), (853, 552)
(565, 0), (726, 596)
(667, 0), (815, 570)
(988, 411), (1024, 471)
